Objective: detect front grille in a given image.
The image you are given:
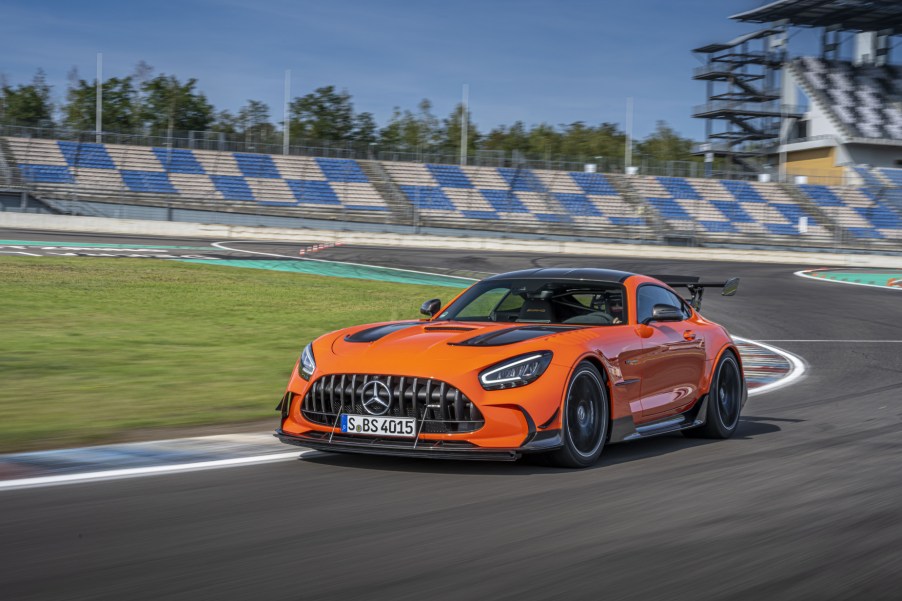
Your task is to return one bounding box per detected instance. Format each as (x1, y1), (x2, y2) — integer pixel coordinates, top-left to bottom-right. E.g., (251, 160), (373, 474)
(301, 374), (484, 434)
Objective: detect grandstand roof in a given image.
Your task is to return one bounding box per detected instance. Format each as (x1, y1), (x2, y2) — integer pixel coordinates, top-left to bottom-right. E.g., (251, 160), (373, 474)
(733, 0), (902, 35)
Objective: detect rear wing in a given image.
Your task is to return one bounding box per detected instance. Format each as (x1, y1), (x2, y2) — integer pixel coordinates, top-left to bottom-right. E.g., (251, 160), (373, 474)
(651, 275), (740, 312)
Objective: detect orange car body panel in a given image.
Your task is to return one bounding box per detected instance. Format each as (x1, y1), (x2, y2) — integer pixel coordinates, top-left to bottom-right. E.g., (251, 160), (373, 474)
(279, 273), (741, 450)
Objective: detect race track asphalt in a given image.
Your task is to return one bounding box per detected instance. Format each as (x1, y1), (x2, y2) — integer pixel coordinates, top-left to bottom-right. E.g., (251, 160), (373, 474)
(2, 231), (901, 600)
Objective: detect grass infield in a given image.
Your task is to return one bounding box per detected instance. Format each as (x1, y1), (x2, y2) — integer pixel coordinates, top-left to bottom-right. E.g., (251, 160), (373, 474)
(0, 257), (451, 452)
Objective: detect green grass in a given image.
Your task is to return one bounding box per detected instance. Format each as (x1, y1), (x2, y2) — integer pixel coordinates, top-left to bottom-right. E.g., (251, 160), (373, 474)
(0, 257), (452, 452)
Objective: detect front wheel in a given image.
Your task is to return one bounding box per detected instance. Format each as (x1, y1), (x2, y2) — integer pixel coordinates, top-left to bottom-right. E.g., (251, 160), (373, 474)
(684, 350), (745, 439)
(548, 362), (608, 468)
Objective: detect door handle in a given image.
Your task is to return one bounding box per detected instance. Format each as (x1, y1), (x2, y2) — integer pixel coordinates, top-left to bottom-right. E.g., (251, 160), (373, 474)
(683, 330), (696, 341)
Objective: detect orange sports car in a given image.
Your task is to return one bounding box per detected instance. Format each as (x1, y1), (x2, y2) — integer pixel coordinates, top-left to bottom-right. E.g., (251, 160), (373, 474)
(276, 268), (745, 468)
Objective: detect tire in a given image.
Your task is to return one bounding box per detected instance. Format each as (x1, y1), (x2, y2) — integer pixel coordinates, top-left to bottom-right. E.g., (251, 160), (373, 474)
(548, 362), (609, 468)
(684, 350), (745, 439)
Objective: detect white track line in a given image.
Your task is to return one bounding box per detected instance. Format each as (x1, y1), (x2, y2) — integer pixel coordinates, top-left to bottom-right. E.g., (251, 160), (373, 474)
(0, 451), (315, 492)
(733, 336), (807, 397)
(795, 269), (902, 291)
(211, 241), (476, 282)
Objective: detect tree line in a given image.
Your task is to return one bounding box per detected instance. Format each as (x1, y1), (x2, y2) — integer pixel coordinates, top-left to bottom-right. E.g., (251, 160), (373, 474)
(0, 65), (698, 164)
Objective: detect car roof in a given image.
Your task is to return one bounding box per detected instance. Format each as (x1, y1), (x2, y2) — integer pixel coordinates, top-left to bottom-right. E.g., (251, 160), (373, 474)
(483, 268), (635, 283)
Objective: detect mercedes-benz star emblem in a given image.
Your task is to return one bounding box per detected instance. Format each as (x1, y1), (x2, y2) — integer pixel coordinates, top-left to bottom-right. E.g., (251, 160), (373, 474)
(360, 380), (392, 416)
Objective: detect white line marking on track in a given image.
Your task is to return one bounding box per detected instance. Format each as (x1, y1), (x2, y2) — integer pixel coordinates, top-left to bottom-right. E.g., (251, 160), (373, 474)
(0, 451), (316, 492)
(0, 250), (40, 256)
(733, 336), (807, 397)
(795, 269), (902, 291)
(210, 241), (476, 281)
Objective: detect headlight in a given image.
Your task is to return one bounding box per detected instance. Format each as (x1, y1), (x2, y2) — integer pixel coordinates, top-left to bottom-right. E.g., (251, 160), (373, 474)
(479, 351), (552, 390)
(298, 343), (316, 380)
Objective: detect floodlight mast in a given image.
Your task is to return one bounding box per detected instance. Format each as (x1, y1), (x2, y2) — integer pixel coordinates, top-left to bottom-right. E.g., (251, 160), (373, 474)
(96, 52), (102, 143)
(460, 83), (469, 166)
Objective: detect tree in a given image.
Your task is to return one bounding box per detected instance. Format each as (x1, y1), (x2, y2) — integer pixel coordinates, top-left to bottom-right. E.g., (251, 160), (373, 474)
(377, 99), (440, 153)
(1, 69), (53, 127)
(211, 109), (240, 134)
(62, 76), (141, 132)
(351, 111), (378, 147)
(637, 120), (697, 163)
(289, 85), (354, 143)
(237, 99), (275, 141)
(140, 74), (214, 135)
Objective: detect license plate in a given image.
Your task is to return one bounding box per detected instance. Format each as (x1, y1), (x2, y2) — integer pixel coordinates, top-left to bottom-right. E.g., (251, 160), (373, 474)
(340, 414), (416, 438)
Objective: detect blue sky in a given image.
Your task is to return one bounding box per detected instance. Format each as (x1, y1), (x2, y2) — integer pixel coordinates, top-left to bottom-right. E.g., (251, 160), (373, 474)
(1, 0), (822, 140)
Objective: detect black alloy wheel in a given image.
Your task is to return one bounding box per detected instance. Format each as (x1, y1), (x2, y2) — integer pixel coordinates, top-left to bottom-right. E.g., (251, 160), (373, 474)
(685, 351), (744, 439)
(549, 362), (608, 468)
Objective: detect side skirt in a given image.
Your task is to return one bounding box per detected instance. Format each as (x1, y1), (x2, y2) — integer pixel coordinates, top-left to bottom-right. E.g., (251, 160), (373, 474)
(608, 395), (709, 443)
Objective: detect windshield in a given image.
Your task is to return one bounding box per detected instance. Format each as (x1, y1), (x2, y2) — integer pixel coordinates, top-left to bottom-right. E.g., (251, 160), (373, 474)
(437, 279), (627, 325)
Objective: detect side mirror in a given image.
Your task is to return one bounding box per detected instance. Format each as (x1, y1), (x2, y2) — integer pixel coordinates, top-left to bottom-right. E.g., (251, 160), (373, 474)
(642, 304), (682, 325)
(420, 298), (442, 317)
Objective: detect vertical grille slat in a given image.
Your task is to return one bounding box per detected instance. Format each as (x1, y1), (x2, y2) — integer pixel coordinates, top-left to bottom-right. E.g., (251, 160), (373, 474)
(301, 374), (484, 434)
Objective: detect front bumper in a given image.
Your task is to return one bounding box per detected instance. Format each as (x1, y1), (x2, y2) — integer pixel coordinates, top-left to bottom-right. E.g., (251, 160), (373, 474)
(276, 428), (562, 461)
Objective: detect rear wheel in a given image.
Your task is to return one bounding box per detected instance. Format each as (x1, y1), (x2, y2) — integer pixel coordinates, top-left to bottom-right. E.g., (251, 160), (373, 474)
(548, 362), (608, 468)
(684, 350), (744, 439)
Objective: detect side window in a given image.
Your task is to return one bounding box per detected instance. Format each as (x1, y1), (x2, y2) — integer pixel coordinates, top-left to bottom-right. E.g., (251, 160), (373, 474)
(637, 285), (687, 324)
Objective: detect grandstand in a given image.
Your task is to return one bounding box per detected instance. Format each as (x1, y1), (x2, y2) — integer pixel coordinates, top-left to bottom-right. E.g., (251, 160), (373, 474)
(4, 134), (901, 250)
(694, 0), (902, 193)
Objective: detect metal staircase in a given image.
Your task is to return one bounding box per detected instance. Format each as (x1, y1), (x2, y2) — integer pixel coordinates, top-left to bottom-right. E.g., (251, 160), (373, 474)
(357, 160), (414, 225)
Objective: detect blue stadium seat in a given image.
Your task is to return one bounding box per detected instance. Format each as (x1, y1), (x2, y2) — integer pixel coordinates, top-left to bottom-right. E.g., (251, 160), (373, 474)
(497, 167), (545, 192)
(210, 175), (255, 201)
(345, 204), (389, 211)
(534, 213), (569, 223)
(764, 223), (799, 236)
(711, 200), (755, 223)
(461, 210), (500, 220)
(399, 186), (456, 211)
(855, 204), (902, 229)
(285, 179), (340, 205)
(554, 193), (603, 217)
(854, 166), (884, 188)
(480, 189), (529, 213)
(427, 164), (474, 188)
(570, 172), (618, 196)
(17, 164), (74, 184)
(234, 153), (281, 179)
(121, 170), (177, 194)
(658, 177), (701, 200)
(880, 169), (902, 187)
(646, 197), (693, 220)
(846, 227), (884, 239)
(721, 180), (766, 203)
(609, 216), (645, 226)
(698, 220), (738, 233)
(315, 158), (369, 183)
(57, 141), (115, 169)
(770, 203), (817, 231)
(152, 148), (205, 174)
(799, 185), (844, 207)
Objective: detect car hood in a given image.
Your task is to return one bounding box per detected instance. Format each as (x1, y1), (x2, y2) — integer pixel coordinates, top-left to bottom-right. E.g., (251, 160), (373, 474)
(317, 321), (590, 377)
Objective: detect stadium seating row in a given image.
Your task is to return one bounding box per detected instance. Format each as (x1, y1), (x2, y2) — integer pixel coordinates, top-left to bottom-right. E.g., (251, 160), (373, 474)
(797, 56), (902, 139)
(5, 136), (901, 245)
(382, 161), (646, 230)
(629, 175), (832, 239)
(6, 138), (388, 211)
